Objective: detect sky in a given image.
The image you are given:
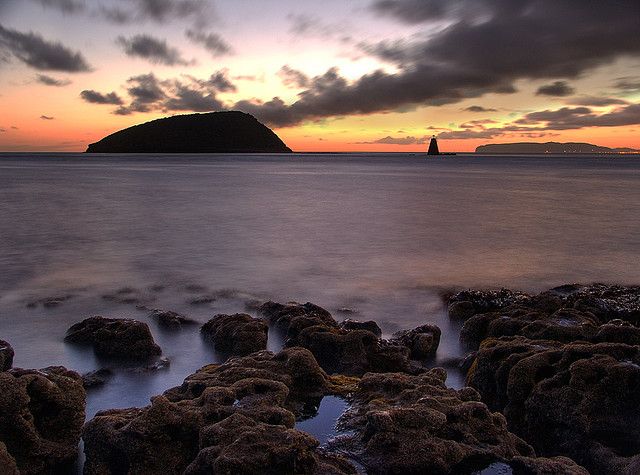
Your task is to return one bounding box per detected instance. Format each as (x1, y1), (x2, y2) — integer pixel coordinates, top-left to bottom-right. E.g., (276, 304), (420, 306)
(0, 0), (639, 152)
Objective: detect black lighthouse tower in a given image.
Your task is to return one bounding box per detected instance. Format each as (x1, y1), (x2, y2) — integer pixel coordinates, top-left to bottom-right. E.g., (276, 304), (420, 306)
(427, 135), (440, 155)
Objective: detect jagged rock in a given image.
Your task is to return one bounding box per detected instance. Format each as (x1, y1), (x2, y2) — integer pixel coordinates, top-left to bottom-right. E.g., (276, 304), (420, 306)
(0, 340), (14, 371)
(331, 369), (536, 474)
(260, 301), (419, 376)
(467, 337), (640, 474)
(448, 288), (531, 320)
(65, 316), (162, 360)
(149, 309), (198, 329)
(508, 456), (590, 474)
(456, 284), (640, 350)
(83, 348), (355, 474)
(0, 442), (18, 475)
(260, 301), (337, 329)
(82, 368), (114, 389)
(392, 323), (441, 359)
(201, 313), (268, 357)
(184, 418), (355, 475)
(339, 319), (382, 337)
(0, 366), (85, 474)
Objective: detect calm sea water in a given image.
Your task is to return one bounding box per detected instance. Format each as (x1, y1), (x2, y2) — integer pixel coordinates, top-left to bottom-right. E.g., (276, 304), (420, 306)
(1, 152), (639, 436)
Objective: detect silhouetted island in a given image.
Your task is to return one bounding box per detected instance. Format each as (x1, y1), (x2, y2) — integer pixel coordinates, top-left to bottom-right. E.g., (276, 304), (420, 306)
(85, 111), (292, 153)
(476, 141), (638, 154)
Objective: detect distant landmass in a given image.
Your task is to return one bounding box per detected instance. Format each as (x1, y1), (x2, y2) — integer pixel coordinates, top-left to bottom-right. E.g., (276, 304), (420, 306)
(86, 111), (292, 153)
(475, 142), (639, 154)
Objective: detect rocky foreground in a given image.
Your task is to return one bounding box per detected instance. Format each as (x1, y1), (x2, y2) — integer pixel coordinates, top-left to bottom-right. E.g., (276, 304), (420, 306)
(0, 283), (638, 474)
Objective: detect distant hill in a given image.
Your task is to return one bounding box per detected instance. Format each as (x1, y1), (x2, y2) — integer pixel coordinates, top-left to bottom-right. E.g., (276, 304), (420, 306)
(86, 111), (292, 153)
(475, 142), (638, 154)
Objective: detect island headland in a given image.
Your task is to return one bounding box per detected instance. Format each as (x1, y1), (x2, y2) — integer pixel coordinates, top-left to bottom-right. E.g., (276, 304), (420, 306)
(476, 141), (639, 154)
(85, 111), (292, 154)
(1, 282), (638, 474)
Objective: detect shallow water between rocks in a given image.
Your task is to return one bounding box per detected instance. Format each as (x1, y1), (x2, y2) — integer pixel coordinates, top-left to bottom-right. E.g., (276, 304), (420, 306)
(2, 152), (639, 472)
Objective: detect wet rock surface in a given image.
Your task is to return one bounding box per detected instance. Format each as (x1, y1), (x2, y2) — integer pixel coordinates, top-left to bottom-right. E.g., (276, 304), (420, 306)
(65, 316), (162, 360)
(201, 313), (268, 357)
(455, 284), (640, 474)
(339, 318), (382, 337)
(451, 284), (640, 350)
(0, 339), (14, 371)
(331, 369), (551, 474)
(392, 323), (441, 359)
(149, 309), (198, 329)
(0, 366), (85, 474)
(82, 368), (114, 389)
(468, 338), (640, 474)
(83, 347), (356, 474)
(260, 301), (433, 376)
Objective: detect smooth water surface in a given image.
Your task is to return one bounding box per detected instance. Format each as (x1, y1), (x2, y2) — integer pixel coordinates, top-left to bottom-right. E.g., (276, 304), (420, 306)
(1, 152), (639, 419)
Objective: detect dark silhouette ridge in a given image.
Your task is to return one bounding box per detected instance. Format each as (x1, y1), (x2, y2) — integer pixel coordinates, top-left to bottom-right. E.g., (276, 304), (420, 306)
(476, 141), (639, 154)
(85, 111), (292, 153)
(427, 135), (440, 155)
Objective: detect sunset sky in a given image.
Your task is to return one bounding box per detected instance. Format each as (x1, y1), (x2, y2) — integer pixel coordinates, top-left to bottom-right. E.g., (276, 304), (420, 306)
(0, 0), (639, 152)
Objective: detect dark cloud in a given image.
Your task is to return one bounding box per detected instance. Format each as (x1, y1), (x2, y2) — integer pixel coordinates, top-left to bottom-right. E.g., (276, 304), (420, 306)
(463, 105), (497, 112)
(439, 102), (640, 139)
(116, 34), (191, 66)
(0, 24), (91, 72)
(36, 73), (71, 86)
(163, 83), (223, 112)
(613, 76), (640, 92)
(357, 135), (428, 145)
(133, 0), (208, 24)
(100, 0), (211, 26)
(31, 0), (86, 14)
(108, 72), (225, 115)
(566, 96), (629, 107)
(238, 1), (639, 127)
(40, 115), (54, 120)
(185, 29), (232, 57)
(371, 0), (452, 24)
(206, 71), (236, 93)
(536, 81), (575, 97)
(517, 103), (640, 130)
(277, 66), (309, 88)
(80, 89), (124, 105)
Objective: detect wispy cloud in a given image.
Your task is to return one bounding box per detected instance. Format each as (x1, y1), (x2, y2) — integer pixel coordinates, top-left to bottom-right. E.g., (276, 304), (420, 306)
(36, 73), (72, 86)
(0, 24), (91, 72)
(116, 34), (192, 66)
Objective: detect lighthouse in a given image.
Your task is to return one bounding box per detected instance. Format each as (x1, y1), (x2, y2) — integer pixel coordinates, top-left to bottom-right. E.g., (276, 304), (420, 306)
(427, 135), (440, 155)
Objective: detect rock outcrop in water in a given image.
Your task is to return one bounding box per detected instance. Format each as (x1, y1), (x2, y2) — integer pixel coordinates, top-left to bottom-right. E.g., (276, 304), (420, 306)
(0, 340), (14, 371)
(83, 347), (356, 474)
(260, 301), (432, 375)
(450, 284), (640, 474)
(0, 366), (85, 474)
(149, 309), (198, 329)
(65, 316), (162, 360)
(331, 369), (588, 474)
(85, 111), (292, 153)
(201, 313), (268, 357)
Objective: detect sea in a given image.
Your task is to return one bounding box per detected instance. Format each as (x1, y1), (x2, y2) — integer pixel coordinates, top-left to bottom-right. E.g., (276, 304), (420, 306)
(1, 152), (639, 465)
